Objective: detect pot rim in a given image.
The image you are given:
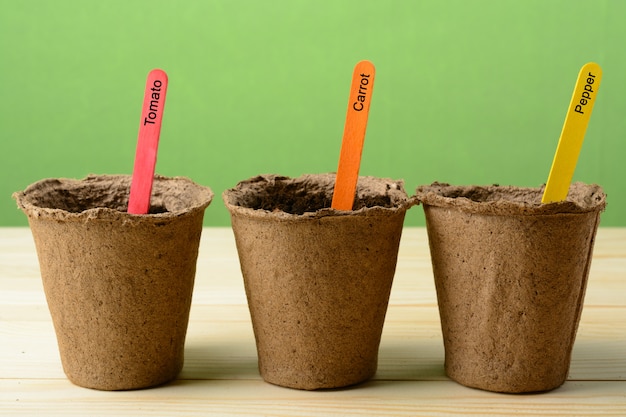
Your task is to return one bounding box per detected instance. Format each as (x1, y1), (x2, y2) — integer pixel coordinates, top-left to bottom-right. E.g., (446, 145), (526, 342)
(415, 182), (606, 216)
(13, 174), (214, 223)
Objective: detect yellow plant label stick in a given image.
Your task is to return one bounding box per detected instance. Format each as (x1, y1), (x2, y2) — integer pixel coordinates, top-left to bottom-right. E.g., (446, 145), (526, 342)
(542, 62), (602, 203)
(331, 60), (376, 210)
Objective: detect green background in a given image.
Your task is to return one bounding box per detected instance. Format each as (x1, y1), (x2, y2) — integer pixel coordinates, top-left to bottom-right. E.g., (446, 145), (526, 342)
(1, 0), (624, 226)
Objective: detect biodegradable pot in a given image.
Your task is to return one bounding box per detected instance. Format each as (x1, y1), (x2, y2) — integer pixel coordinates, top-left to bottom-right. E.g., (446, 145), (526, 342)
(416, 182), (606, 393)
(13, 174), (213, 390)
(223, 174), (414, 390)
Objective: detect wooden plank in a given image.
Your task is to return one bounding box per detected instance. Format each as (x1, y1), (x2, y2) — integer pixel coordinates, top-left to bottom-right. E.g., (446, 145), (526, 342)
(2, 305), (624, 381)
(1, 228), (625, 415)
(1, 379), (625, 417)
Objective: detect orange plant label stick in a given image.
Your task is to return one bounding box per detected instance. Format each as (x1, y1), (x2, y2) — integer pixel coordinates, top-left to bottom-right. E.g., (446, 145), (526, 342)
(128, 69), (168, 214)
(331, 60), (376, 210)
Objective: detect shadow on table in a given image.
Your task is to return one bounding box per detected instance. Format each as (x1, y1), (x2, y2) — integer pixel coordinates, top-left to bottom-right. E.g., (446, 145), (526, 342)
(180, 340), (261, 381)
(376, 339), (447, 381)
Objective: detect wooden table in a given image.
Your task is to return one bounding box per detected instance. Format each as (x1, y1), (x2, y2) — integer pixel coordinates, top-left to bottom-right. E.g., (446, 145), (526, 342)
(1, 227), (625, 416)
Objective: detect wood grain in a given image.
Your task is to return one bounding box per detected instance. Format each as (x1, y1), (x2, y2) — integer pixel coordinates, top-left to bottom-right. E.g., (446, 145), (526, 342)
(1, 227), (625, 416)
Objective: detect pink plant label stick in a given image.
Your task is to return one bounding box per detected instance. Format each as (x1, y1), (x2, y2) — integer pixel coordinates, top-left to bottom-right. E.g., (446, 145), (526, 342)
(128, 69), (168, 214)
